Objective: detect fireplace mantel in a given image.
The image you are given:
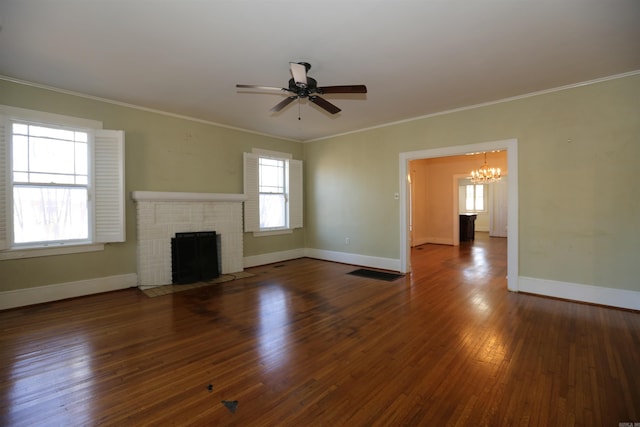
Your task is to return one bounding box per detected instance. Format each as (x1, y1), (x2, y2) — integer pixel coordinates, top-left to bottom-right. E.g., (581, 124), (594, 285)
(131, 191), (246, 203)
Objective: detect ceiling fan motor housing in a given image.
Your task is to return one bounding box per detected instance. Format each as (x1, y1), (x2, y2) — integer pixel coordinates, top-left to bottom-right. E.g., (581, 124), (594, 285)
(288, 77), (319, 97)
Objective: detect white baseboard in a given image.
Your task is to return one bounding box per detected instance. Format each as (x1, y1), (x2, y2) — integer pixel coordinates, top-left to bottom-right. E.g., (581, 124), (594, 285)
(416, 237), (453, 246)
(411, 237), (430, 247)
(0, 273), (138, 310)
(6, 262), (636, 313)
(243, 248), (306, 268)
(244, 248), (400, 272)
(304, 248), (401, 272)
(518, 276), (640, 311)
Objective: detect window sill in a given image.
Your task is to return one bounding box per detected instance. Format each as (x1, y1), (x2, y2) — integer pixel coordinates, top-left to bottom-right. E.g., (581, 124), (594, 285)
(0, 243), (105, 260)
(253, 229), (294, 237)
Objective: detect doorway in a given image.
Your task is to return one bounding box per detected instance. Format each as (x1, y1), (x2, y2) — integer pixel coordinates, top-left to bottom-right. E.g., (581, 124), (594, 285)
(399, 139), (519, 291)
(454, 173), (509, 240)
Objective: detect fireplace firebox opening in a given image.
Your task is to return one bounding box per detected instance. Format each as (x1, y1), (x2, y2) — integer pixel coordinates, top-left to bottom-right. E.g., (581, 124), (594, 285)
(171, 231), (220, 284)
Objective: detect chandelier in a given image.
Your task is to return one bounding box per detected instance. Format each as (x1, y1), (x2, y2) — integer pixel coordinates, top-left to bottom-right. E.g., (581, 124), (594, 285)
(470, 152), (502, 184)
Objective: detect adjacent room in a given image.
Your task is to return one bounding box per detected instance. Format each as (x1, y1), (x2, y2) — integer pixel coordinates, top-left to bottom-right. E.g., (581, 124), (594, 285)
(1, 1), (639, 425)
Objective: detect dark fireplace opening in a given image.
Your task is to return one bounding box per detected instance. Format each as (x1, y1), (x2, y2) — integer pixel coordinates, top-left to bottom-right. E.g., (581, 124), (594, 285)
(171, 231), (220, 284)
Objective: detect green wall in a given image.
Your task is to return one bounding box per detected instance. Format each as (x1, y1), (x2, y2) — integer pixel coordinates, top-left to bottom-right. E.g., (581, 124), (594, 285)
(304, 74), (640, 291)
(1, 74), (638, 295)
(0, 79), (303, 291)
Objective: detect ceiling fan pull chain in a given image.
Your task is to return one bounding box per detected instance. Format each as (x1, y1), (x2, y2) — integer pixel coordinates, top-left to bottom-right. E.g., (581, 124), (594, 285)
(298, 98), (301, 120)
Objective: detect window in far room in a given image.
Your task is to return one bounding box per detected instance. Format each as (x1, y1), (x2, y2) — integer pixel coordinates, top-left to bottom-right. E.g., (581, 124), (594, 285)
(464, 184), (486, 213)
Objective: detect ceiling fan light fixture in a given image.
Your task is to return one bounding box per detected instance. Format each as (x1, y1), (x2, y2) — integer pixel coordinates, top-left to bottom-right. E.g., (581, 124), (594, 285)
(290, 62), (308, 88)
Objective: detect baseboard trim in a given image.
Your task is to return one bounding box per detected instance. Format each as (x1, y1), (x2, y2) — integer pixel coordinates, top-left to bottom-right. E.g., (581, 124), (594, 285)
(0, 273), (137, 310)
(413, 237), (453, 246)
(6, 261), (636, 312)
(304, 248), (401, 272)
(243, 249), (306, 268)
(244, 248), (400, 272)
(411, 237), (430, 247)
(518, 276), (640, 311)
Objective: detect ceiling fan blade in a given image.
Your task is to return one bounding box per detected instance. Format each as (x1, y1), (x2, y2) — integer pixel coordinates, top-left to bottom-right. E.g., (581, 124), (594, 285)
(319, 85), (368, 94)
(289, 62), (308, 87)
(236, 84), (285, 91)
(270, 96), (297, 112)
(309, 96), (341, 114)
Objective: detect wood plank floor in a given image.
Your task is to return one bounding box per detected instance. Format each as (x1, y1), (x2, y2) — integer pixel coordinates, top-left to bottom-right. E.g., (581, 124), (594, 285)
(1, 233), (639, 426)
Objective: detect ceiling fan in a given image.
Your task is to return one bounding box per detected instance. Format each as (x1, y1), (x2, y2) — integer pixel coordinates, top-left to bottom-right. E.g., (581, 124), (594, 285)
(236, 62), (367, 115)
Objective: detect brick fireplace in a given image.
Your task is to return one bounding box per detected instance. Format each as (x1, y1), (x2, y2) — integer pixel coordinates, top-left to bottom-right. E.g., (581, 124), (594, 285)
(131, 191), (246, 289)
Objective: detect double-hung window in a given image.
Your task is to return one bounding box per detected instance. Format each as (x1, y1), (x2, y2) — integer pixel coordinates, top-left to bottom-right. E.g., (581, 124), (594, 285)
(258, 156), (287, 229)
(244, 150), (302, 234)
(0, 106), (125, 258)
(465, 184), (486, 212)
(12, 122), (90, 244)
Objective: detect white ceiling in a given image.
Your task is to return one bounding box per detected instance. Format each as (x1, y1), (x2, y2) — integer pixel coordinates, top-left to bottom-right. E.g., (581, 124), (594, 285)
(1, 1), (639, 142)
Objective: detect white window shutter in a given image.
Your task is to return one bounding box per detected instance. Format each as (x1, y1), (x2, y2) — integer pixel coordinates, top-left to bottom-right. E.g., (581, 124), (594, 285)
(0, 115), (8, 250)
(289, 159), (303, 229)
(94, 130), (125, 243)
(243, 152), (260, 232)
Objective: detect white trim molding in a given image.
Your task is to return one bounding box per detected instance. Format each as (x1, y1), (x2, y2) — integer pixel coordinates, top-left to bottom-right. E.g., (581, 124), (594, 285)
(244, 249), (305, 268)
(244, 248), (401, 272)
(399, 139), (519, 292)
(0, 273), (137, 310)
(519, 276), (640, 311)
(414, 237), (454, 246)
(307, 70), (640, 143)
(304, 248), (401, 272)
(131, 191), (246, 203)
(0, 243), (104, 260)
(4, 71), (639, 144)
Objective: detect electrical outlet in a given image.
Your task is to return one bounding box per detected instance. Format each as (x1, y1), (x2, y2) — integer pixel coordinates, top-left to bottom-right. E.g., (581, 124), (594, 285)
(345, 237), (350, 245)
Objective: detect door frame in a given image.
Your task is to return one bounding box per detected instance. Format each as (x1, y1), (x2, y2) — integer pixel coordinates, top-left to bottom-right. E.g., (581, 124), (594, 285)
(399, 139), (519, 292)
(452, 173), (470, 246)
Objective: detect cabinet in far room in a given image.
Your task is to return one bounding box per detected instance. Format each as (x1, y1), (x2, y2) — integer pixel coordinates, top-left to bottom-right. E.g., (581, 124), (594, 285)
(459, 214), (477, 242)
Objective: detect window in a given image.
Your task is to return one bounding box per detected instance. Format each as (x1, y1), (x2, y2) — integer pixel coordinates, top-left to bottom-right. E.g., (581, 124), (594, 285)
(244, 150), (302, 234)
(12, 122), (90, 244)
(0, 106), (125, 257)
(259, 157), (287, 229)
(465, 184), (486, 212)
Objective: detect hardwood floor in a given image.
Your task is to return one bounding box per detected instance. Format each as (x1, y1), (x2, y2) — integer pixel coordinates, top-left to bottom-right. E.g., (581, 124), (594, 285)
(1, 233), (639, 426)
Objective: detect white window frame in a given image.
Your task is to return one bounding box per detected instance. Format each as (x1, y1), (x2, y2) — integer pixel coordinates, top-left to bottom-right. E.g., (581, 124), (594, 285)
(464, 183), (487, 213)
(0, 105), (125, 260)
(243, 149), (302, 236)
